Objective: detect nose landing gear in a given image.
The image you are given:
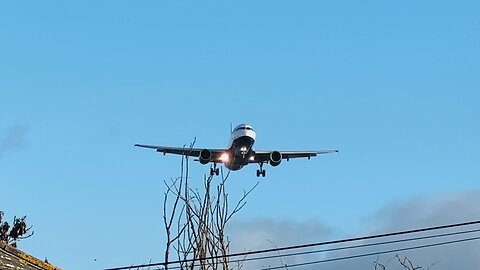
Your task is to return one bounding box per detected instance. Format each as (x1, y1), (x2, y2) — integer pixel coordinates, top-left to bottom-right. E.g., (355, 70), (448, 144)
(210, 163), (220, 176)
(256, 162), (266, 177)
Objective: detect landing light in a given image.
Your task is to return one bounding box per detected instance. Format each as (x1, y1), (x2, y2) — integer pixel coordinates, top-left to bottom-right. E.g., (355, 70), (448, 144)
(249, 156), (255, 161)
(220, 152), (230, 163)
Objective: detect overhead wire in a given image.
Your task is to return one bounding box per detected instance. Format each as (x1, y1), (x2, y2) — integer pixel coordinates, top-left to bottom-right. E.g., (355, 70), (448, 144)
(104, 220), (480, 270)
(259, 235), (480, 270)
(209, 227), (480, 267)
(142, 227), (480, 270)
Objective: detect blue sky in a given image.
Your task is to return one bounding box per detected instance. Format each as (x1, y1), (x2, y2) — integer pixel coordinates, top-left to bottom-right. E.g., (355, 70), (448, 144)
(1, 1), (479, 269)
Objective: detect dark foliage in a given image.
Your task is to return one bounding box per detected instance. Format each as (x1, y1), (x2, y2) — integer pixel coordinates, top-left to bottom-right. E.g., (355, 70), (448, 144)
(0, 211), (33, 246)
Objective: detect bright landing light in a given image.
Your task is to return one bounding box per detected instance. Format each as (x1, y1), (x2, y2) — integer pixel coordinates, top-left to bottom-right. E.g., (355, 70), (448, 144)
(220, 152), (230, 163)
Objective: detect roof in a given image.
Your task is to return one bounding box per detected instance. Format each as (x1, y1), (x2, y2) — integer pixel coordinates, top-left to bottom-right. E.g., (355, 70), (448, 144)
(0, 241), (62, 270)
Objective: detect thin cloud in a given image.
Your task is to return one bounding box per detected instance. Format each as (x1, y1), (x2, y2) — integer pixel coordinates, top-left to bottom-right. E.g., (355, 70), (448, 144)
(322, 192), (480, 270)
(228, 192), (480, 270)
(228, 218), (333, 270)
(0, 124), (28, 159)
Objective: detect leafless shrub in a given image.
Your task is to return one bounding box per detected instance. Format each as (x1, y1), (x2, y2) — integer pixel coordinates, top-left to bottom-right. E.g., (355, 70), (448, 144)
(162, 143), (258, 270)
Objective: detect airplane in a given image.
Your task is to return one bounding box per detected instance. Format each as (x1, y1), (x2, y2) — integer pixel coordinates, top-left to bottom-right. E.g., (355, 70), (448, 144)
(135, 124), (338, 177)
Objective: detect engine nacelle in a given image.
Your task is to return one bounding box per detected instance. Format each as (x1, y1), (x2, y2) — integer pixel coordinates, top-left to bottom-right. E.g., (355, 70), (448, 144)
(269, 151), (282, 167)
(199, 149), (212, 164)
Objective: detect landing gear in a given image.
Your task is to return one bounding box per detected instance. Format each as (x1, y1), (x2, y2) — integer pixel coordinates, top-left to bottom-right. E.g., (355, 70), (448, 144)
(256, 169), (266, 177)
(256, 163), (266, 177)
(210, 163), (220, 176)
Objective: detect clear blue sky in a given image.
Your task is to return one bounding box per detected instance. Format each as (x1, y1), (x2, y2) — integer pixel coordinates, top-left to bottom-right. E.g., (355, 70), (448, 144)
(1, 1), (479, 269)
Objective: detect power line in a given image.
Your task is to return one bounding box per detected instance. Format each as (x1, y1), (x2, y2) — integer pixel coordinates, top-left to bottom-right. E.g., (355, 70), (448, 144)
(149, 227), (480, 270)
(215, 227), (480, 267)
(260, 235), (480, 270)
(104, 220), (480, 270)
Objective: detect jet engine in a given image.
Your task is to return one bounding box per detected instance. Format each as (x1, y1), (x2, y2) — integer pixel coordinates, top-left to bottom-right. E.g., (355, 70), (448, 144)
(199, 149), (212, 164)
(269, 151), (282, 166)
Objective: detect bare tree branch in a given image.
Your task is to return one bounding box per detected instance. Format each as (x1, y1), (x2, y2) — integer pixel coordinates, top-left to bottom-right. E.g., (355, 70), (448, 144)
(161, 141), (258, 270)
(396, 254), (423, 270)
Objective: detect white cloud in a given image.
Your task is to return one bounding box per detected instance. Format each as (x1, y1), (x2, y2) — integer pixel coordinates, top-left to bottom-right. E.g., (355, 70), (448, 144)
(227, 218), (333, 270)
(228, 191), (480, 270)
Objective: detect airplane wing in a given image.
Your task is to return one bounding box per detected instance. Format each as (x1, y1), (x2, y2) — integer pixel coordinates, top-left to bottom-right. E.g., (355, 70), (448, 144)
(252, 150), (338, 163)
(134, 144), (227, 163)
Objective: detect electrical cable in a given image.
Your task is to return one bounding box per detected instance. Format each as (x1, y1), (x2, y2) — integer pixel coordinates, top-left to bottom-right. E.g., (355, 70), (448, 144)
(156, 227), (480, 270)
(211, 227), (480, 267)
(104, 220), (480, 270)
(259, 235), (480, 270)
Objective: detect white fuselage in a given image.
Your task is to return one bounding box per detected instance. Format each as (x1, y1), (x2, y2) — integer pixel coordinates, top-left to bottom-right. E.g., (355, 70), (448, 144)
(224, 124), (256, 170)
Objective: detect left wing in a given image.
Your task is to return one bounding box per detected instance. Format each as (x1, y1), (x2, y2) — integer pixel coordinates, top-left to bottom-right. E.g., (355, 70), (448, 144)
(252, 150), (338, 163)
(135, 144), (203, 157)
(134, 144), (228, 163)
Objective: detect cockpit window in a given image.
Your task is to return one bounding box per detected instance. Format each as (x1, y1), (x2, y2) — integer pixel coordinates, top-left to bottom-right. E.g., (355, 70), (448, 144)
(234, 125), (254, 132)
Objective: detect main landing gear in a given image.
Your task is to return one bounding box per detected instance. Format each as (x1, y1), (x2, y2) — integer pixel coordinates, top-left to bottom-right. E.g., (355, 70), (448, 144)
(210, 163), (220, 176)
(256, 162), (266, 177)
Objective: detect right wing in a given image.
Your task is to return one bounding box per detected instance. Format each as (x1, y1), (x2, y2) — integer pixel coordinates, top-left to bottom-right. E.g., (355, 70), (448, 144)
(252, 149), (338, 163)
(134, 144), (228, 163)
